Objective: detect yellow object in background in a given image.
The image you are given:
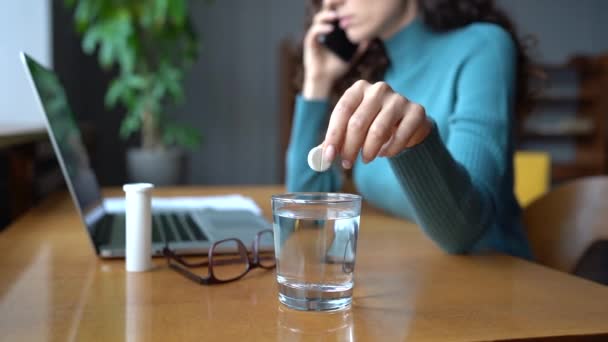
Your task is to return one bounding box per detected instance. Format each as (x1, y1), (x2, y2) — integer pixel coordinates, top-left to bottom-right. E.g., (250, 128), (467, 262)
(514, 151), (551, 207)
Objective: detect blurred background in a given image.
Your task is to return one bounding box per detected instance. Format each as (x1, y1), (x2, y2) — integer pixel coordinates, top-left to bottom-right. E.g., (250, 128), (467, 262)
(2, 0), (608, 229)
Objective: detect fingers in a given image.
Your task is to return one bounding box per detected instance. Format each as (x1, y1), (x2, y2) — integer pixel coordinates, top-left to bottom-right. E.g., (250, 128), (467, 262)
(305, 23), (334, 47)
(304, 11), (337, 47)
(341, 82), (391, 166)
(312, 10), (337, 24)
(378, 103), (427, 157)
(322, 80), (367, 164)
(360, 93), (406, 162)
(322, 80), (429, 169)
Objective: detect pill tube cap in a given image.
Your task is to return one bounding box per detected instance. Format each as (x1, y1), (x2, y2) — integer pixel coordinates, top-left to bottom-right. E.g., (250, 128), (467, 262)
(123, 183), (154, 193)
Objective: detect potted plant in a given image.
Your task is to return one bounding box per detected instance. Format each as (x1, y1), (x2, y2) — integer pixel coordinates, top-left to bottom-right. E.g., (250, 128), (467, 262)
(66, 0), (202, 185)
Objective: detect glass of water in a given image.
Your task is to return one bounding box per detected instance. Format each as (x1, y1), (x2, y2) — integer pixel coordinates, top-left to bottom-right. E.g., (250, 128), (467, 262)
(271, 193), (362, 311)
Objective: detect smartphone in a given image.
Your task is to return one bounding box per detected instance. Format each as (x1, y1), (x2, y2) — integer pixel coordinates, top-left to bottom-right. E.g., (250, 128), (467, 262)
(317, 20), (359, 62)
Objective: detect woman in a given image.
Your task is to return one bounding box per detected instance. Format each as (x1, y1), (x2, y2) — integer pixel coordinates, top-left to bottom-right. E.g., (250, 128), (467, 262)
(286, 0), (533, 259)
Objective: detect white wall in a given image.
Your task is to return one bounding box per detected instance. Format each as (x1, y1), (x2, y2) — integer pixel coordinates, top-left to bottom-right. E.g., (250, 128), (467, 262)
(0, 0), (51, 135)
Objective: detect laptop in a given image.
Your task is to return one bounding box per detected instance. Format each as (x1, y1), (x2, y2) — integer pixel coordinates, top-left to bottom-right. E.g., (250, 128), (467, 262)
(20, 52), (272, 258)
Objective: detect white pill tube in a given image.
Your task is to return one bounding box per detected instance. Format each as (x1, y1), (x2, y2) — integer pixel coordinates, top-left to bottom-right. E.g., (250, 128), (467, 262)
(123, 183), (154, 272)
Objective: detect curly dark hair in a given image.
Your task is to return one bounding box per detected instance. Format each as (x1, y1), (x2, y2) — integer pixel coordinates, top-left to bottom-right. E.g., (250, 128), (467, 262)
(297, 0), (537, 119)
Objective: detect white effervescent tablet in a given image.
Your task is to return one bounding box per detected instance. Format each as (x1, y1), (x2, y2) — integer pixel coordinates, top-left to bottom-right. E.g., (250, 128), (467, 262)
(308, 145), (331, 172)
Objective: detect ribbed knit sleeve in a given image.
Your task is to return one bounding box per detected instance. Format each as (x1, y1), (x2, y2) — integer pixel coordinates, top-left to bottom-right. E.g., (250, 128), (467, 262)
(285, 95), (342, 192)
(389, 123), (491, 253)
(388, 26), (517, 254)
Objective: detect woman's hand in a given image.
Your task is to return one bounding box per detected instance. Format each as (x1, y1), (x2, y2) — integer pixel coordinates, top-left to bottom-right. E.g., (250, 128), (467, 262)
(302, 10), (353, 99)
(321, 80), (433, 169)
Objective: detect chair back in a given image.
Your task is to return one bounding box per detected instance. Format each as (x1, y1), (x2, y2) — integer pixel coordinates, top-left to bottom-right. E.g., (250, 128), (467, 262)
(523, 176), (608, 272)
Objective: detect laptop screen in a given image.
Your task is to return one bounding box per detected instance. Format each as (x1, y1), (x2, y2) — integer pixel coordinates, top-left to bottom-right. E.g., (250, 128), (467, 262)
(22, 53), (105, 231)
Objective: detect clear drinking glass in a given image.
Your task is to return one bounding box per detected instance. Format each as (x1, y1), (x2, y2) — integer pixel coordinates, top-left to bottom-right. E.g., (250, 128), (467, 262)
(271, 193), (362, 311)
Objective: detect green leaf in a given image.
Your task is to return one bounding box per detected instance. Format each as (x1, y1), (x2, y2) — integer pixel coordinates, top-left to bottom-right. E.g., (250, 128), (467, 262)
(162, 121), (201, 150)
(118, 52), (135, 74)
(81, 26), (100, 54)
(73, 0), (104, 33)
(152, 83), (167, 101)
(69, 0), (205, 146)
(153, 0), (169, 26)
(120, 111), (142, 138)
(127, 74), (148, 89)
(105, 78), (126, 108)
(156, 62), (183, 102)
(98, 39), (115, 68)
(168, 0), (186, 26)
(105, 73), (149, 110)
(90, 10), (133, 70)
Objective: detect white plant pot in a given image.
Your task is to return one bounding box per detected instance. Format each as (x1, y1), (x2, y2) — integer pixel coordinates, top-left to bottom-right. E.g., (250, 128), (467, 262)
(126, 148), (184, 185)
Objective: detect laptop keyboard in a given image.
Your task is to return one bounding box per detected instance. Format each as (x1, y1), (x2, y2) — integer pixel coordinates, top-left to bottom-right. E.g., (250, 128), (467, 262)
(93, 213), (208, 247)
(152, 213), (208, 243)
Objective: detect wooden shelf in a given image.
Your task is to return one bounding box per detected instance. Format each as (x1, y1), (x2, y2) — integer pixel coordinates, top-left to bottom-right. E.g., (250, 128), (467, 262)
(521, 55), (608, 183)
(522, 132), (595, 140)
(533, 94), (594, 104)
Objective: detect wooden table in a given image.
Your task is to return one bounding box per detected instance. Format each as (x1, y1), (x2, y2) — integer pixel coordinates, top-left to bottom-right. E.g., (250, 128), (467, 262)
(1, 186), (608, 341)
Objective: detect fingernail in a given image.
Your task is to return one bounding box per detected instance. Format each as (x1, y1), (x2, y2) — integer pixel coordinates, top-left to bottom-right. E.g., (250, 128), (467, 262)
(323, 145), (336, 164)
(342, 160), (352, 169)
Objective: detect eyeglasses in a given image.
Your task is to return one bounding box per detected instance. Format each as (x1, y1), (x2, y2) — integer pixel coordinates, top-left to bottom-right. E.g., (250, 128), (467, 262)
(162, 229), (276, 285)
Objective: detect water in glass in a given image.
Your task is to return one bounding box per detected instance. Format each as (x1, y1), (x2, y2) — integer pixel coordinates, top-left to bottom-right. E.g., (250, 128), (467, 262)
(273, 203), (359, 311)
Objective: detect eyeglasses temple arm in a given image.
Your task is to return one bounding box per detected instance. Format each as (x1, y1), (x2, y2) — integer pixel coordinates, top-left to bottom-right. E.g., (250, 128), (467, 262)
(168, 262), (211, 285)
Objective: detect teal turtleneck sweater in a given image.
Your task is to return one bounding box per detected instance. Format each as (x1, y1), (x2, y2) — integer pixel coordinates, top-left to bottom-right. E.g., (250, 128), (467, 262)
(285, 17), (532, 259)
